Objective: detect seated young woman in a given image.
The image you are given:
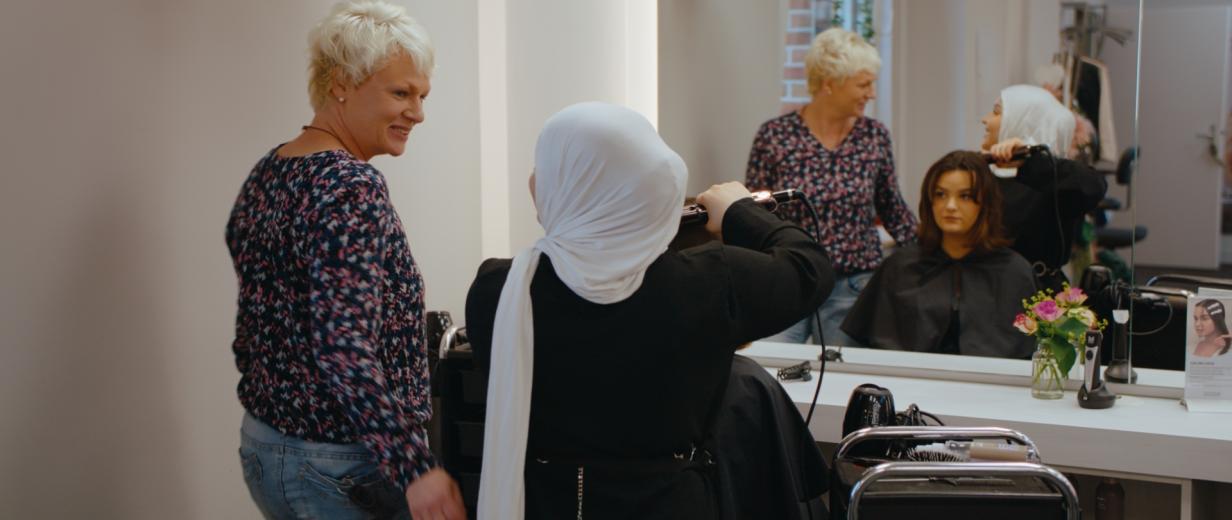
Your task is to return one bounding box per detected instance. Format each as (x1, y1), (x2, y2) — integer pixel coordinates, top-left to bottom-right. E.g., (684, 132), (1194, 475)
(841, 151), (1036, 358)
(464, 102), (834, 520)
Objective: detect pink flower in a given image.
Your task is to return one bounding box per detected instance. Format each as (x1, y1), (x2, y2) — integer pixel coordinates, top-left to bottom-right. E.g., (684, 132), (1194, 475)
(1013, 313), (1038, 334)
(1033, 300), (1064, 322)
(1055, 287), (1088, 307)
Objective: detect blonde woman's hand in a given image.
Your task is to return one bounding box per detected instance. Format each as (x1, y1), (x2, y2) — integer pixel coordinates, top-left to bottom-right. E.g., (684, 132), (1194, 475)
(405, 468), (466, 520)
(696, 182), (754, 236)
(988, 137), (1026, 165)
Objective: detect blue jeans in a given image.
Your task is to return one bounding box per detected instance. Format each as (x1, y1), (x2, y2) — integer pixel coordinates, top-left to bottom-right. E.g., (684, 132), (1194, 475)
(239, 412), (410, 520)
(764, 271), (872, 346)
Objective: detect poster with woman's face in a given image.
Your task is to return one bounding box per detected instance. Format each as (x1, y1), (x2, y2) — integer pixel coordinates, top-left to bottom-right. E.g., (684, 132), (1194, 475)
(1188, 298), (1232, 359)
(1184, 296), (1232, 411)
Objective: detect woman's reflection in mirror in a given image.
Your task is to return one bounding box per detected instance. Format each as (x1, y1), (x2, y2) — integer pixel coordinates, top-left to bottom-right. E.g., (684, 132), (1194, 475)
(841, 151), (1036, 358)
(982, 85), (1107, 293)
(746, 27), (917, 347)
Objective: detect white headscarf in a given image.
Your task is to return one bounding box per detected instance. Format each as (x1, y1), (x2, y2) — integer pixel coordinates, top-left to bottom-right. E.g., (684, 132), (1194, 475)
(998, 84), (1076, 162)
(477, 102), (687, 520)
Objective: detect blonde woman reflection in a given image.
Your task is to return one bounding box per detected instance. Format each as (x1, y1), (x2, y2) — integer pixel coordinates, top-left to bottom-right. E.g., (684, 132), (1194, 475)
(745, 28), (917, 346)
(1192, 299), (1232, 358)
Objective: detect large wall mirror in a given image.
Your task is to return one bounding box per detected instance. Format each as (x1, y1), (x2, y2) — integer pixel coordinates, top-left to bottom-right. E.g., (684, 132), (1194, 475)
(657, 1), (1201, 372)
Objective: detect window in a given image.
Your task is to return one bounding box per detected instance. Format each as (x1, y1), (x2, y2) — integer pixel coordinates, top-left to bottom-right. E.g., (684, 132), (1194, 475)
(780, 0), (892, 123)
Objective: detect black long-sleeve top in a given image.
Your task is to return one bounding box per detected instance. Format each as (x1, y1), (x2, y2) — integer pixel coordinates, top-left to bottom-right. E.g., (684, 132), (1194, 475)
(464, 199), (834, 518)
(998, 154), (1107, 277)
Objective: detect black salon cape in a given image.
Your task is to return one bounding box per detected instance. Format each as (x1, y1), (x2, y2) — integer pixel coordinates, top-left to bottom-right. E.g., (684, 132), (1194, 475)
(465, 199), (835, 520)
(999, 154), (1106, 291)
(714, 355), (828, 520)
(841, 244), (1036, 358)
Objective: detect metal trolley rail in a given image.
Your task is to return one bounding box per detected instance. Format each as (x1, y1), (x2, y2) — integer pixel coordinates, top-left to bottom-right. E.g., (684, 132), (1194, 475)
(833, 427), (1079, 520)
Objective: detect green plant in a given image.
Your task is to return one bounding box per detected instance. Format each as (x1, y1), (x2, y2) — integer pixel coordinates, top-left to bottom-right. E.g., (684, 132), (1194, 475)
(857, 0), (875, 42)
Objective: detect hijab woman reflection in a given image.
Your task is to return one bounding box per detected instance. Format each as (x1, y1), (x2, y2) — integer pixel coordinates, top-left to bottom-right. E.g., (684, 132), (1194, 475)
(1193, 299), (1231, 357)
(982, 85), (1107, 292)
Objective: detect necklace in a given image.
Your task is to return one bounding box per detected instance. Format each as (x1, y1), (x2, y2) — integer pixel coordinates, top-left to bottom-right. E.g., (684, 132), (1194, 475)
(300, 125), (365, 160)
(302, 125), (345, 145)
(304, 125), (359, 153)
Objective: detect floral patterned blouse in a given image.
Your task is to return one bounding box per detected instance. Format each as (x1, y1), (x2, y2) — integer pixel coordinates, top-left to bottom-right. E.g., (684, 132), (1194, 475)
(226, 146), (434, 490)
(746, 112), (918, 275)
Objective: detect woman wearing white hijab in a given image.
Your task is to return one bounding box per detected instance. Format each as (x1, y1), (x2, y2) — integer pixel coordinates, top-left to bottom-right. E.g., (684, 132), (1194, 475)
(464, 102), (834, 519)
(980, 84), (1107, 292)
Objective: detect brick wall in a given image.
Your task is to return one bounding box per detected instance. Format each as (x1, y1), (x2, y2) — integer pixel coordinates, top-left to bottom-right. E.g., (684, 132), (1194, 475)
(781, 0), (819, 114)
(781, 0), (878, 115)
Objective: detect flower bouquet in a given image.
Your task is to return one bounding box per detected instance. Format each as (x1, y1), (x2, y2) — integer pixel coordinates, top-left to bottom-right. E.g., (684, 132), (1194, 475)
(1013, 284), (1107, 399)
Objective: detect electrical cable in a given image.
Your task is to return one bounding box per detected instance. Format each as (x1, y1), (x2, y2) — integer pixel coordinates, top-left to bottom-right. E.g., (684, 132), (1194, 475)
(797, 193), (829, 429)
(1042, 147), (1069, 276)
(784, 190), (828, 519)
(1102, 278), (1176, 336)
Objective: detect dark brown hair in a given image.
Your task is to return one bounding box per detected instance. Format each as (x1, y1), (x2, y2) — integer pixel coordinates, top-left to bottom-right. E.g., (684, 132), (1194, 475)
(917, 150), (1010, 255)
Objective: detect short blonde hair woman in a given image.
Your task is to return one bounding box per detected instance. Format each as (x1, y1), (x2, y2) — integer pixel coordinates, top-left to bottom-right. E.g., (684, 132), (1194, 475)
(746, 27), (917, 347)
(306, 1), (435, 111)
(804, 26), (882, 96)
(226, 2), (464, 518)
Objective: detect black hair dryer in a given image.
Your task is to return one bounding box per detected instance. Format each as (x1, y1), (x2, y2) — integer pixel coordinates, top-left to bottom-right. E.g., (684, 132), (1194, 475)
(841, 384), (897, 456)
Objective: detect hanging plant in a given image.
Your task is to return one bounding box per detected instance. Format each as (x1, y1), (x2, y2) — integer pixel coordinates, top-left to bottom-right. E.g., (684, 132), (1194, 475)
(858, 0), (876, 42)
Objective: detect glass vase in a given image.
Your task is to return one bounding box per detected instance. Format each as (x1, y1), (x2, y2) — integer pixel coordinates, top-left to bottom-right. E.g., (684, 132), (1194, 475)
(1031, 343), (1066, 399)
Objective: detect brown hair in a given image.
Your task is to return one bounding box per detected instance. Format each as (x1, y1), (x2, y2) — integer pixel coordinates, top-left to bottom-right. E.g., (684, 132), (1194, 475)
(917, 150), (1010, 255)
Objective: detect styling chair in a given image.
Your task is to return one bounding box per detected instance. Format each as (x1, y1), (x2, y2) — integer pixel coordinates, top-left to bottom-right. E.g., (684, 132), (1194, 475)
(1092, 147), (1145, 255)
(830, 427), (1079, 520)
(435, 326), (484, 518)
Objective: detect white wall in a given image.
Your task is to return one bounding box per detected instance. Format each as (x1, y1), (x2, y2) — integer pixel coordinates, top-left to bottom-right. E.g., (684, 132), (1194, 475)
(891, 0), (1060, 211)
(0, 1), (479, 518)
(503, 0), (659, 251)
(1129, 3), (1230, 268)
(657, 0), (786, 195)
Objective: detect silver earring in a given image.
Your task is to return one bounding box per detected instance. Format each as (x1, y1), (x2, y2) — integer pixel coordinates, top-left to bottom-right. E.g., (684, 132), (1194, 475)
(338, 97), (345, 103)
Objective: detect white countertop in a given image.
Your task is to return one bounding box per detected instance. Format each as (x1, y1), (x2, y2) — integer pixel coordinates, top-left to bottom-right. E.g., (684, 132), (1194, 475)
(743, 341), (1232, 483)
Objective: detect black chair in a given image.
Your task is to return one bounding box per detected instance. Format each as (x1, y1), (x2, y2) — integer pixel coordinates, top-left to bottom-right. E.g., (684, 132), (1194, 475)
(438, 347), (827, 519)
(435, 328), (485, 519)
(1093, 147), (1146, 250)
